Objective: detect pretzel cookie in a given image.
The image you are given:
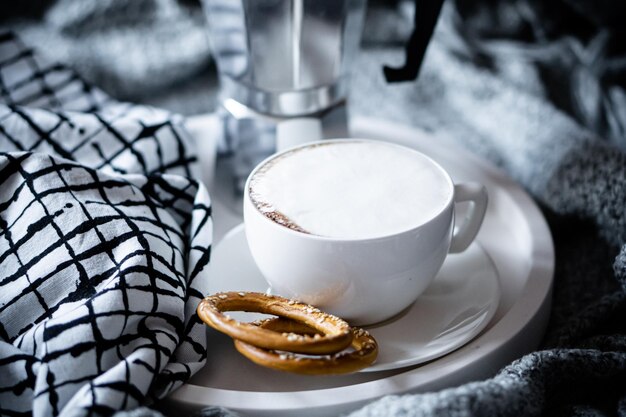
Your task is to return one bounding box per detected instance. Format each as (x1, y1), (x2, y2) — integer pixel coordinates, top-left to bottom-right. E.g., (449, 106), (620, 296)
(234, 318), (379, 375)
(197, 292), (353, 354)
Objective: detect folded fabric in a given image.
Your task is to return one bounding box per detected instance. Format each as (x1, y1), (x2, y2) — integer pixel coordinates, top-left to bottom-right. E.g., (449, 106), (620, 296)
(1, 0), (212, 102)
(345, 4), (626, 416)
(0, 32), (212, 415)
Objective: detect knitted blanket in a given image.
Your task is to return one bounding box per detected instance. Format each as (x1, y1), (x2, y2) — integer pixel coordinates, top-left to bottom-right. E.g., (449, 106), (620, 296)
(1, 1), (625, 416)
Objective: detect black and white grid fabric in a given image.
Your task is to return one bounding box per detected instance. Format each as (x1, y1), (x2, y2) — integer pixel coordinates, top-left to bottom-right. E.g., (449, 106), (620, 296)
(0, 32), (213, 416)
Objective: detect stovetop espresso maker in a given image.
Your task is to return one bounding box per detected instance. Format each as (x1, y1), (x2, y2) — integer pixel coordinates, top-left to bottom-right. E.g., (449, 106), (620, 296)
(202, 0), (444, 193)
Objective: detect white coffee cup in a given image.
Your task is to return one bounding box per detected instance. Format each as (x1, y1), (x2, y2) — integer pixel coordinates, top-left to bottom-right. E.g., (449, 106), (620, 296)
(243, 139), (488, 325)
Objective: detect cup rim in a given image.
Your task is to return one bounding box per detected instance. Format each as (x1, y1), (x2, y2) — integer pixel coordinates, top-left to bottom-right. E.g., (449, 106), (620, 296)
(244, 138), (455, 242)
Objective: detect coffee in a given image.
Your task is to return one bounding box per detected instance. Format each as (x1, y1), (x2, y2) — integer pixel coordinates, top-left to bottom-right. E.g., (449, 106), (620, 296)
(248, 140), (452, 239)
(244, 139), (488, 324)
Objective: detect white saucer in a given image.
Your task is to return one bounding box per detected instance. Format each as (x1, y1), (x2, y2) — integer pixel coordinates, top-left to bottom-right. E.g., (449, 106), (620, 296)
(167, 117), (554, 417)
(207, 224), (500, 372)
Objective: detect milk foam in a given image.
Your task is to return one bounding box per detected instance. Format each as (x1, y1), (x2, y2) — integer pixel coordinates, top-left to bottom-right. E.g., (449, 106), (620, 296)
(249, 141), (452, 239)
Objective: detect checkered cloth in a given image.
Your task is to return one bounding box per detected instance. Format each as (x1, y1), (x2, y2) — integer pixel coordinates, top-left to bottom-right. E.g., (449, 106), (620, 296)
(0, 32), (213, 415)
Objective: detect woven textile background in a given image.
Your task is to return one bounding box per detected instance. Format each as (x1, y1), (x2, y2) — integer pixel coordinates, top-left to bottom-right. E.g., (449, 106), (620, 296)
(0, 32), (213, 416)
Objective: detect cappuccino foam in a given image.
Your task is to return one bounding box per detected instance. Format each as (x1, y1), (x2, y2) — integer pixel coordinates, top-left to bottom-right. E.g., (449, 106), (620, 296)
(249, 141), (452, 239)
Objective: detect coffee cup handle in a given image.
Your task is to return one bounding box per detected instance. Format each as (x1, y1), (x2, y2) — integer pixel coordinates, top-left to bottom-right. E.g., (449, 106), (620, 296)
(276, 118), (323, 151)
(449, 183), (488, 254)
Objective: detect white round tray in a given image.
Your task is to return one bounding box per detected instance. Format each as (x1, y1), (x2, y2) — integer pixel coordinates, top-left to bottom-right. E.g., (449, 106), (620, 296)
(164, 117), (555, 416)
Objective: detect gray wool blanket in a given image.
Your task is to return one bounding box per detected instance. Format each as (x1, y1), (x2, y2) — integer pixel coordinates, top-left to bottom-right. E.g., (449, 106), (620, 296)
(1, 0), (626, 416)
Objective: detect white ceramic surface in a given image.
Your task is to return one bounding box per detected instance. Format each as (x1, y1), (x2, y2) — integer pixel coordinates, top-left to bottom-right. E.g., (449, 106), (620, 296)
(199, 224), (500, 372)
(244, 139), (488, 325)
(165, 117), (555, 417)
